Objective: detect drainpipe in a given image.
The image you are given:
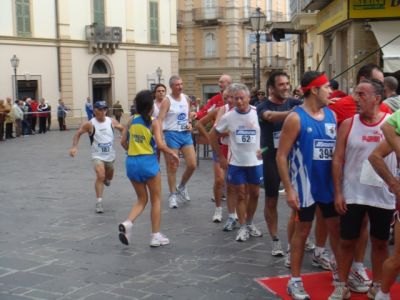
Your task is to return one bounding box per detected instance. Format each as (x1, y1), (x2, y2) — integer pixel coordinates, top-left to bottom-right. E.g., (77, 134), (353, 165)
(55, 0), (61, 93)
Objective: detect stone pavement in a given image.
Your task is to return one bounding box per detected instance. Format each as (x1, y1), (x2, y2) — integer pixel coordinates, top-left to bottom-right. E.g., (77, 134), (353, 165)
(0, 130), (353, 299)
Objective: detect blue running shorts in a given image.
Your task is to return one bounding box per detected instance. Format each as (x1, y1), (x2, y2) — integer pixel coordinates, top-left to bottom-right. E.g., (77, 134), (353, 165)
(126, 155), (160, 183)
(164, 131), (193, 149)
(226, 164), (263, 185)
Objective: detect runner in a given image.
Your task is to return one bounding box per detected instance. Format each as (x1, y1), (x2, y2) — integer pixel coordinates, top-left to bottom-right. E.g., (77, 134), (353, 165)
(210, 83), (263, 242)
(69, 101), (124, 213)
(118, 90), (179, 247)
(276, 71), (340, 300)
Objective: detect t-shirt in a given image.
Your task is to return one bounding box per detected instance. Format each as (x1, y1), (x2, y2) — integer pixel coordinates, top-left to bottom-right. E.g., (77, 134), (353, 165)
(257, 98), (301, 154)
(215, 106), (262, 167)
(384, 95), (400, 112)
(195, 92), (224, 120)
(386, 109), (400, 134)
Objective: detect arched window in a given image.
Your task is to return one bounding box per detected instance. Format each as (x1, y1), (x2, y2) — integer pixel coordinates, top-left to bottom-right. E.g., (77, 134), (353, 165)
(205, 33), (216, 57)
(92, 60), (108, 74)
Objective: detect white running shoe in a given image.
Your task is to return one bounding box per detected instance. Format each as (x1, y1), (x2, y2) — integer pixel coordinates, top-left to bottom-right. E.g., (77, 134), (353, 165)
(347, 267), (371, 293)
(271, 239), (284, 257)
(312, 250), (332, 270)
(247, 223), (263, 237)
(150, 233), (170, 247)
(328, 282), (351, 300)
(284, 252), (291, 268)
(177, 185), (190, 202)
(118, 220), (133, 245)
(95, 202), (104, 213)
(287, 280), (310, 300)
(168, 194), (178, 209)
(212, 207), (222, 223)
(305, 237), (315, 251)
(236, 225), (250, 242)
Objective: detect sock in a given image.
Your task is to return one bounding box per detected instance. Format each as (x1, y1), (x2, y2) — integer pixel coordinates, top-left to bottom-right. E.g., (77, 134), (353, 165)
(375, 290), (390, 300)
(272, 236), (279, 242)
(216, 206), (222, 211)
(314, 246), (325, 256)
(352, 262), (364, 271)
(290, 277), (301, 283)
(178, 183), (185, 190)
(287, 244), (291, 252)
(246, 219), (253, 226)
(97, 198), (102, 203)
(229, 213), (236, 219)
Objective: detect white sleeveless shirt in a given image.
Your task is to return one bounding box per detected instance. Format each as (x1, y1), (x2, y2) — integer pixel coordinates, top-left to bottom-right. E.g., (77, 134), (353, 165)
(163, 94), (189, 131)
(343, 114), (396, 209)
(152, 101), (161, 119)
(90, 117), (116, 162)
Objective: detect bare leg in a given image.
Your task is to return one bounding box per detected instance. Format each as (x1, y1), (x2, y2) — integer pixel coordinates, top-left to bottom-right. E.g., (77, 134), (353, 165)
(290, 221), (312, 277)
(213, 161), (225, 208)
(235, 184), (247, 225)
(94, 163), (106, 198)
(264, 196), (279, 239)
(179, 144), (196, 186)
(315, 206), (328, 247)
(226, 183), (236, 214)
(246, 184), (260, 223)
(164, 148), (179, 193)
(354, 215), (368, 264)
(380, 220), (400, 293)
(127, 181), (149, 222)
(370, 236), (389, 283)
(147, 173), (162, 233)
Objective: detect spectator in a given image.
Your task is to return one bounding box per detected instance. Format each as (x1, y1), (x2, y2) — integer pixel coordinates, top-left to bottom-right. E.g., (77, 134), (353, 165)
(22, 98), (32, 136)
(0, 99), (10, 141)
(57, 100), (68, 131)
(30, 98), (38, 133)
(250, 89), (266, 107)
(329, 79), (347, 101)
(112, 100), (123, 122)
(5, 97), (15, 139)
(47, 103), (52, 131)
(383, 76), (400, 112)
(85, 97), (93, 120)
(13, 100), (23, 137)
(38, 98), (49, 134)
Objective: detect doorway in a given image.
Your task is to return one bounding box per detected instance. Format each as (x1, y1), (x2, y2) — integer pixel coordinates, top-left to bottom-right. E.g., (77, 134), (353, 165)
(89, 57), (114, 115)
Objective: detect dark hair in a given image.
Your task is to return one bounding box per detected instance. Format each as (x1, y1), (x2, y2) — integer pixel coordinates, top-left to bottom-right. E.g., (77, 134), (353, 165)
(153, 83), (167, 93)
(266, 71), (289, 91)
(356, 63), (382, 84)
(360, 79), (385, 102)
(134, 90), (154, 125)
(300, 71), (324, 97)
(329, 79), (339, 90)
(384, 76), (399, 92)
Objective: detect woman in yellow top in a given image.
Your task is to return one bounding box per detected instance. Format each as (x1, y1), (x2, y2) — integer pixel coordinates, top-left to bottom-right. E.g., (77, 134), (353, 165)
(119, 90), (179, 247)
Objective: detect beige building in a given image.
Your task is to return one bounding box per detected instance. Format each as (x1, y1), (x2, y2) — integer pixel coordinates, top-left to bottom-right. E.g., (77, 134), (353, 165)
(0, 0), (178, 123)
(177, 0), (292, 101)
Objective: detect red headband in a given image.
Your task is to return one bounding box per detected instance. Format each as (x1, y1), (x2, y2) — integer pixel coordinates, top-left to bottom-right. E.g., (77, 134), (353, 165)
(301, 74), (329, 93)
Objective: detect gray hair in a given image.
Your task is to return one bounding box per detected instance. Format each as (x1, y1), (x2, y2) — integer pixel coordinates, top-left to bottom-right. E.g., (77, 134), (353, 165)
(360, 79), (385, 100)
(169, 75), (182, 88)
(384, 76), (399, 92)
(229, 83), (250, 97)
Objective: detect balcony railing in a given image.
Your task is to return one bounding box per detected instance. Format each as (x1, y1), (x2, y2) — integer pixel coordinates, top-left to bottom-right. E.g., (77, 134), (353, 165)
(192, 7), (223, 23)
(85, 24), (122, 54)
(264, 56), (290, 70)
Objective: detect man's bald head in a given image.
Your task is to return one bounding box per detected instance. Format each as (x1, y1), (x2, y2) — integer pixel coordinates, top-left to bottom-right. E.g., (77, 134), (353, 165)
(218, 74), (232, 92)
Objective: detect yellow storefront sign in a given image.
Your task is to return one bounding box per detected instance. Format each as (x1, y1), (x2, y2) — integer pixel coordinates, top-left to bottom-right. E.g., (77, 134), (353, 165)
(316, 0), (348, 34)
(349, 0), (400, 19)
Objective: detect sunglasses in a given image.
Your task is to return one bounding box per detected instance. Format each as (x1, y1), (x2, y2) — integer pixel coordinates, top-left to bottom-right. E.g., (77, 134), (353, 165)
(258, 93), (265, 96)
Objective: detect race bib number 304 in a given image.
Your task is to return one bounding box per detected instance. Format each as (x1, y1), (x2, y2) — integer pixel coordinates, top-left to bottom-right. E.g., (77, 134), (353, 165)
(235, 129), (256, 144)
(313, 139), (335, 160)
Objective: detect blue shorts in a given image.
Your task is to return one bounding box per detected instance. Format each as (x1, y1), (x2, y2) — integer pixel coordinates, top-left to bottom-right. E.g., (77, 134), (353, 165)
(126, 155), (160, 183)
(226, 164), (263, 185)
(164, 131), (193, 149)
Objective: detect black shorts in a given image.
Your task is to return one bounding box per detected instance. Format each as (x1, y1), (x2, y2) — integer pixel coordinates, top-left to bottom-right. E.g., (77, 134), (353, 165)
(262, 151), (280, 198)
(297, 202), (338, 222)
(340, 204), (394, 240)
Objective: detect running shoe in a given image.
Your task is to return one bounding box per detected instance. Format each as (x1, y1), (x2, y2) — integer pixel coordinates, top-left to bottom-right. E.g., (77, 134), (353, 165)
(367, 283), (380, 299)
(104, 179), (111, 186)
(305, 237), (315, 251)
(287, 280), (310, 300)
(284, 252), (291, 268)
(150, 232), (170, 247)
(212, 207), (222, 223)
(312, 250), (332, 270)
(348, 267), (371, 293)
(95, 202), (104, 213)
(351, 266), (372, 285)
(271, 239), (284, 257)
(168, 194), (178, 209)
(222, 195), (227, 201)
(177, 185), (190, 202)
(247, 223), (263, 237)
(223, 217), (237, 231)
(235, 225), (250, 242)
(118, 220), (133, 246)
(328, 282), (351, 300)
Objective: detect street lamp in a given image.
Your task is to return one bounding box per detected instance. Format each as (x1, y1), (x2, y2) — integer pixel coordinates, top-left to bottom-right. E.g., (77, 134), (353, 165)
(250, 7), (266, 90)
(250, 48), (257, 88)
(10, 54), (20, 102)
(156, 66), (162, 84)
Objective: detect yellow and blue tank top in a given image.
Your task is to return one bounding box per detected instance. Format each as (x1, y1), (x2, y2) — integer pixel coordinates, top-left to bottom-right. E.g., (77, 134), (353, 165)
(127, 114), (156, 156)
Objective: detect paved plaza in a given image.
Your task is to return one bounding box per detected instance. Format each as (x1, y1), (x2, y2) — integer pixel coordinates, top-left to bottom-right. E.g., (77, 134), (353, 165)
(0, 130), (348, 299)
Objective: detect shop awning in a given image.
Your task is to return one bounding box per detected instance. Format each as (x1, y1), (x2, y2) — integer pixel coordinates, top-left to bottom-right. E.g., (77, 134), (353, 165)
(370, 21), (400, 73)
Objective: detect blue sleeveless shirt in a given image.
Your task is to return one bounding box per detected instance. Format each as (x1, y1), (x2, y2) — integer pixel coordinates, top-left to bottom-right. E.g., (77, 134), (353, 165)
(290, 106), (336, 207)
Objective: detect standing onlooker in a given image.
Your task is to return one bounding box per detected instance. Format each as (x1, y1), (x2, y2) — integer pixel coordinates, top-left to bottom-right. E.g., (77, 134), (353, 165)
(383, 76), (400, 112)
(0, 99), (10, 141)
(21, 98), (31, 136)
(85, 97), (93, 120)
(13, 100), (23, 137)
(152, 84), (167, 119)
(57, 100), (68, 131)
(47, 103), (52, 131)
(38, 98), (49, 134)
(5, 97), (15, 139)
(328, 79), (347, 101)
(112, 100), (123, 122)
(30, 98), (38, 133)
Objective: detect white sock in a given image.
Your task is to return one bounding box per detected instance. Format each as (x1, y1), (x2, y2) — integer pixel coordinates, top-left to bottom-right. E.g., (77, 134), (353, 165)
(216, 206), (222, 211)
(314, 246), (325, 256)
(229, 213), (236, 219)
(290, 277), (301, 283)
(287, 244), (291, 252)
(375, 289), (390, 300)
(97, 198), (102, 203)
(352, 262), (364, 271)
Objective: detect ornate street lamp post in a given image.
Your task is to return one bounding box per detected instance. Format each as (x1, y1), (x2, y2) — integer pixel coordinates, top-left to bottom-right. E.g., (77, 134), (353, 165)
(10, 54), (20, 102)
(250, 7), (266, 91)
(156, 66), (162, 84)
(250, 48), (257, 88)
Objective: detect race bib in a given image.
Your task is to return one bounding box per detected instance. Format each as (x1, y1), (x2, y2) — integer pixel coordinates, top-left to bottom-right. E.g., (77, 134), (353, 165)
(313, 139), (335, 160)
(235, 129), (256, 144)
(177, 113), (188, 130)
(273, 131), (281, 149)
(97, 142), (112, 153)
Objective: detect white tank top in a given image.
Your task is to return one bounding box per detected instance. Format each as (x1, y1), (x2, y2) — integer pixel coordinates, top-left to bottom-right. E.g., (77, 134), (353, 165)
(152, 101), (161, 119)
(90, 117), (116, 162)
(343, 114), (396, 209)
(163, 94), (189, 131)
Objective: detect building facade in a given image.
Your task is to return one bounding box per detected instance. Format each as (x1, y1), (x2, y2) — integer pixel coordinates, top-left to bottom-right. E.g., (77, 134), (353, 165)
(0, 0), (178, 122)
(177, 0), (292, 102)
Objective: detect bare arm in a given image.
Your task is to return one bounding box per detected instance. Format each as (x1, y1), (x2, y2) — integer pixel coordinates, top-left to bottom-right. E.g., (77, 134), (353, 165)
(209, 127), (228, 170)
(261, 110), (292, 123)
(157, 97), (170, 127)
(195, 109), (218, 142)
(120, 117), (133, 151)
(69, 121), (93, 157)
(152, 120), (179, 164)
(276, 112), (300, 210)
(111, 118), (124, 132)
(332, 118), (352, 215)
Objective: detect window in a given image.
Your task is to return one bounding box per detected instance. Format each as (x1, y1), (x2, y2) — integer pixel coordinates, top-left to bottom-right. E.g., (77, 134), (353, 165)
(16, 0), (31, 37)
(205, 33), (216, 57)
(93, 0), (105, 26)
(149, 1), (159, 44)
(93, 60), (108, 74)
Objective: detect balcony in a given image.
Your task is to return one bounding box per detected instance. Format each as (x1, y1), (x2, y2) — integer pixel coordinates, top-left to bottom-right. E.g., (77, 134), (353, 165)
(263, 56), (290, 72)
(192, 7), (223, 25)
(302, 0), (332, 11)
(85, 24), (122, 54)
